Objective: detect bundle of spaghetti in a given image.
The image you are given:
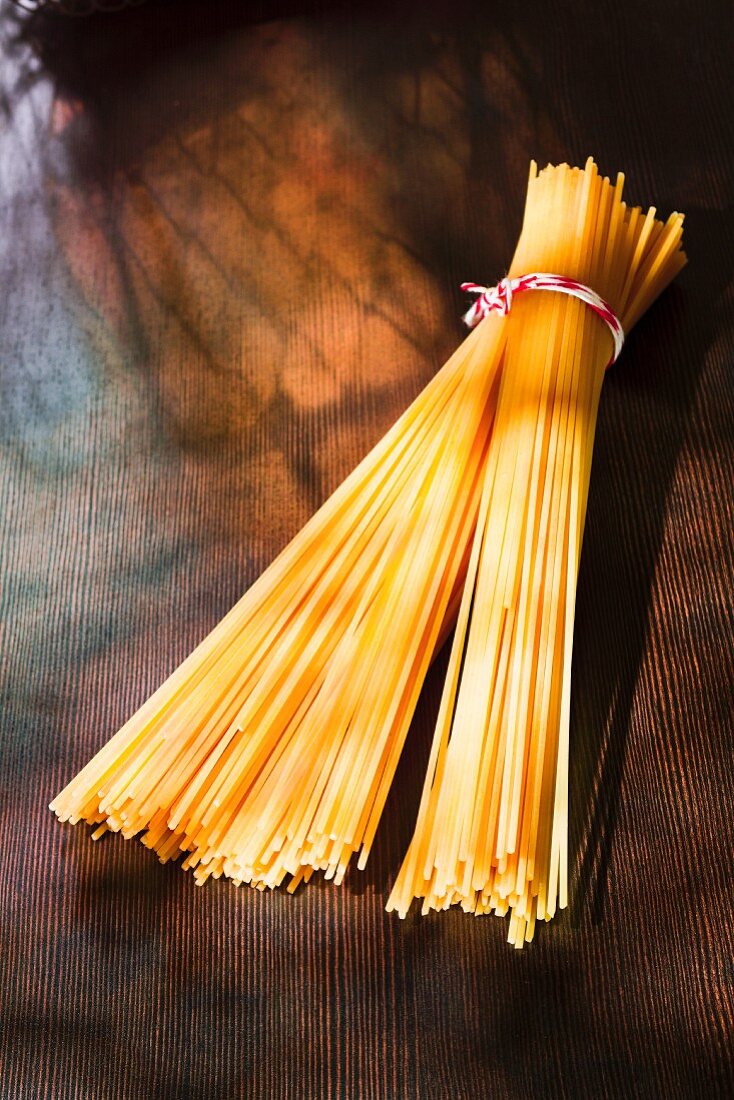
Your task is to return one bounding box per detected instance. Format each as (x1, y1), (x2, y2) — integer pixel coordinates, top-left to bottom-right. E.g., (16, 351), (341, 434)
(387, 159), (685, 945)
(51, 283), (512, 889)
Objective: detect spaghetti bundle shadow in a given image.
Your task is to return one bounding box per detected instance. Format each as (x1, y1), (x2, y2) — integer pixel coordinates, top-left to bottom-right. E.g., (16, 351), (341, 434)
(570, 206), (731, 926)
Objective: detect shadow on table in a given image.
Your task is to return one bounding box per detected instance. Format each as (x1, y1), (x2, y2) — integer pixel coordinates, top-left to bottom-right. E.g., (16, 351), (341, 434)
(569, 203), (732, 928)
(359, 206), (732, 928)
(5, 0), (727, 944)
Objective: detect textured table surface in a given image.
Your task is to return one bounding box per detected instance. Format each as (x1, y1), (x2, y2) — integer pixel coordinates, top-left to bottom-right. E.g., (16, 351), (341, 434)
(1, 1), (733, 1097)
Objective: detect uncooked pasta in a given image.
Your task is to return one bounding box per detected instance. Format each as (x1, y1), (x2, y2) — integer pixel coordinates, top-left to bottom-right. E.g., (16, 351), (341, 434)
(51, 160), (685, 947)
(51, 269), (508, 888)
(387, 159), (685, 945)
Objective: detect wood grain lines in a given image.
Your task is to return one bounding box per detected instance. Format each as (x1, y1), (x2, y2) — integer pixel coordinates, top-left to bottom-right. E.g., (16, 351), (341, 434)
(1, 1), (732, 1097)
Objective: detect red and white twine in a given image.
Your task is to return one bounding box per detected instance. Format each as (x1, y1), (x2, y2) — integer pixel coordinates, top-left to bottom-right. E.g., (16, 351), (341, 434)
(461, 273), (624, 365)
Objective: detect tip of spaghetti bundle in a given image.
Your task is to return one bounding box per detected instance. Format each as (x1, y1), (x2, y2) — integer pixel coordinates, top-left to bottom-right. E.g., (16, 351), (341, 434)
(384, 892), (400, 917)
(387, 895), (411, 918)
(508, 911), (530, 948)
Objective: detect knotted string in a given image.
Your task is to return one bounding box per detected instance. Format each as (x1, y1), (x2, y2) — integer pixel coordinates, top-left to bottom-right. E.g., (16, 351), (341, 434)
(461, 272), (624, 365)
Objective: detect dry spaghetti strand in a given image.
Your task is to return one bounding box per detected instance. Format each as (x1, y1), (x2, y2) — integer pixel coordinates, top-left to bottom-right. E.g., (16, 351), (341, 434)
(51, 274), (508, 888)
(52, 160), (684, 931)
(387, 158), (685, 945)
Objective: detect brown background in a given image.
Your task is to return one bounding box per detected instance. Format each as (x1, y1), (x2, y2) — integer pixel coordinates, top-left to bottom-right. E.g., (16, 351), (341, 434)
(1, 1), (733, 1097)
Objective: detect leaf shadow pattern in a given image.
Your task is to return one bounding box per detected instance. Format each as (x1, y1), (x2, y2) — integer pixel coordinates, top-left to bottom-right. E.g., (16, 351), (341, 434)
(3, 2), (734, 1098)
(7, 0), (724, 932)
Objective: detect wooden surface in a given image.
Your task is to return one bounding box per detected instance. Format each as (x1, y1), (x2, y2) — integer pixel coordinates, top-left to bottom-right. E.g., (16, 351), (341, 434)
(1, 1), (733, 1097)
